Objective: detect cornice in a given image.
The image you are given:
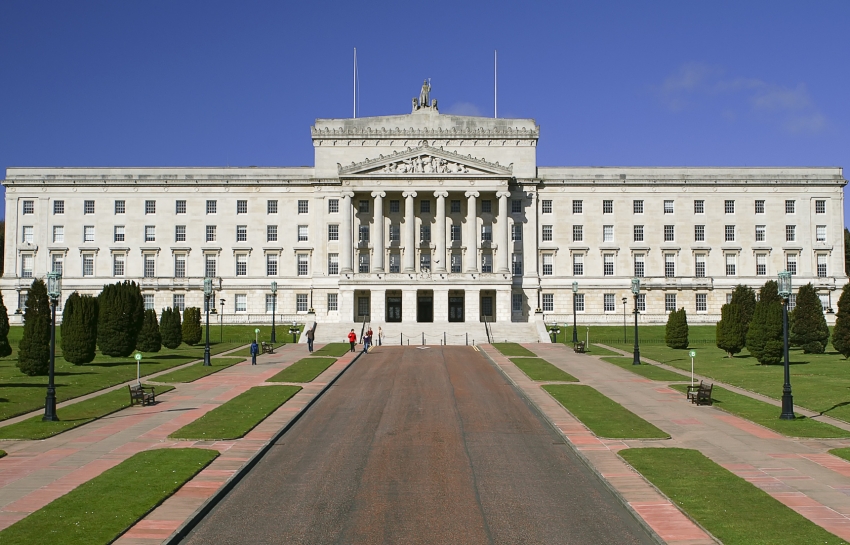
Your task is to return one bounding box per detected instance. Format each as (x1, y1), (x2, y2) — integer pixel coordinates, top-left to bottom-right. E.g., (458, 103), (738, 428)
(311, 125), (539, 139)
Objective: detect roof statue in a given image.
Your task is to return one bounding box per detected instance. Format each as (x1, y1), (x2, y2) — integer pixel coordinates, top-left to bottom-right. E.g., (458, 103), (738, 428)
(412, 79), (437, 112)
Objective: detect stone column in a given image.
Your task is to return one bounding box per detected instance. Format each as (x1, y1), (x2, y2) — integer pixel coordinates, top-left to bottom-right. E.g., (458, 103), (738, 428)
(434, 190), (449, 273)
(525, 189), (538, 277)
(371, 191), (386, 273)
(496, 191), (511, 273)
(340, 192), (354, 273)
(402, 191), (417, 272)
(464, 191), (479, 273)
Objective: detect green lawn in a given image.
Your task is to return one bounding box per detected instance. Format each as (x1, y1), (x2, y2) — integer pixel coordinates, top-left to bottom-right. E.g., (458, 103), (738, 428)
(312, 343), (351, 357)
(829, 448), (850, 463)
(544, 384), (669, 439)
(601, 357), (690, 381)
(492, 343), (537, 357)
(509, 358), (577, 382)
(585, 344), (626, 357)
(0, 450), (5, 459)
(621, 448), (848, 545)
(0, 448), (219, 545)
(170, 385), (301, 440)
(267, 357), (338, 383)
(0, 384), (175, 440)
(153, 357), (244, 383)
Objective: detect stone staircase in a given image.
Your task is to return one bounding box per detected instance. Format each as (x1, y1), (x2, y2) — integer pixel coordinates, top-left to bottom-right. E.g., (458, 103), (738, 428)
(309, 320), (547, 346)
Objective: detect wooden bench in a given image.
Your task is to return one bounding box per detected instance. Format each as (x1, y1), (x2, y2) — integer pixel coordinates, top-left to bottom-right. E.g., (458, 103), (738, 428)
(261, 342), (275, 354)
(686, 381), (713, 406)
(128, 384), (156, 406)
(573, 341), (586, 353)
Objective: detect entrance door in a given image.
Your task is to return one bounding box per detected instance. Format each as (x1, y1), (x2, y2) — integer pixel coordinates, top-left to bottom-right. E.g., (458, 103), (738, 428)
(480, 296), (493, 322)
(357, 296), (370, 323)
(386, 297), (402, 322)
(417, 296), (433, 322)
(449, 296), (465, 322)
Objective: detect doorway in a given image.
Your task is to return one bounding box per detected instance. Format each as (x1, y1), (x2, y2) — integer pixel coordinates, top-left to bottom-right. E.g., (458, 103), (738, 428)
(355, 291), (370, 323)
(386, 291), (402, 322)
(480, 290), (494, 322)
(417, 291), (433, 322)
(449, 290), (465, 322)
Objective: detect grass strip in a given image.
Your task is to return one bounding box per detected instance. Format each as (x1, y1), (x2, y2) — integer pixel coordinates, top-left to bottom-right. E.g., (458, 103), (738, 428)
(544, 384), (669, 439)
(170, 385), (301, 440)
(492, 343), (536, 357)
(601, 357), (689, 382)
(0, 448), (218, 545)
(154, 357), (244, 383)
(583, 344), (626, 357)
(621, 448), (847, 545)
(312, 343), (351, 357)
(0, 450), (5, 458)
(0, 384), (175, 440)
(509, 358), (577, 382)
(668, 384), (850, 438)
(267, 357), (337, 383)
(830, 448), (850, 464)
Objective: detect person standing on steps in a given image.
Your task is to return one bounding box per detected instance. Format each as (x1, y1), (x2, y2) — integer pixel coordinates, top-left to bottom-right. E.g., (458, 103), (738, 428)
(348, 329), (357, 353)
(306, 326), (315, 353)
(250, 340), (259, 365)
(363, 327), (372, 354)
(377, 326), (383, 346)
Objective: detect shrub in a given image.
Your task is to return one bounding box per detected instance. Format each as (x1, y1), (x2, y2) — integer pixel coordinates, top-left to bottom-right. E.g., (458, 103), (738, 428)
(665, 308), (689, 349)
(730, 284), (757, 339)
(17, 279), (51, 375)
(60, 292), (99, 364)
(790, 283), (829, 354)
(97, 281), (145, 357)
(160, 307), (183, 349)
(136, 309), (162, 353)
(833, 283), (850, 358)
(746, 281), (784, 365)
(0, 291), (11, 358)
(181, 307), (202, 346)
(716, 303), (746, 357)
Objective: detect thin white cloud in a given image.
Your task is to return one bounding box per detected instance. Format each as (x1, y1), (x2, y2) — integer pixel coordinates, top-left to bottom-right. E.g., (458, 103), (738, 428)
(444, 102), (482, 116)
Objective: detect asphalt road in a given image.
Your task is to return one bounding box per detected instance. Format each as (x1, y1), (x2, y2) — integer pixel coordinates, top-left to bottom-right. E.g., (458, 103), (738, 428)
(180, 346), (656, 545)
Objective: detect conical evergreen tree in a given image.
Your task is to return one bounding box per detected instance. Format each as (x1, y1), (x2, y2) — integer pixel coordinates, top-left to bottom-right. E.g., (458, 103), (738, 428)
(0, 290), (12, 358)
(160, 307), (183, 349)
(746, 281), (784, 364)
(665, 308), (689, 349)
(61, 292), (98, 364)
(832, 283), (850, 359)
(136, 309), (162, 353)
(790, 283), (830, 354)
(716, 303), (746, 357)
(730, 284), (757, 339)
(181, 307), (202, 346)
(17, 278), (51, 375)
(97, 281), (145, 357)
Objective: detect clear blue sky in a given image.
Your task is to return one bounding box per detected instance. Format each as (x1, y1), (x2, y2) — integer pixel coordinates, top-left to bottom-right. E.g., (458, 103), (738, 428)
(1, 1), (848, 222)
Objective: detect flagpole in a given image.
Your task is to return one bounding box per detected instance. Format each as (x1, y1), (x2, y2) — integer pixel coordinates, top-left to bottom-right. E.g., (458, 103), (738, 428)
(494, 50), (497, 118)
(353, 48), (357, 118)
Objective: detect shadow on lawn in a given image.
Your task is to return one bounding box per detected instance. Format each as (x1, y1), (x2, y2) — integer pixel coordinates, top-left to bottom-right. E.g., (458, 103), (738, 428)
(819, 400), (850, 416)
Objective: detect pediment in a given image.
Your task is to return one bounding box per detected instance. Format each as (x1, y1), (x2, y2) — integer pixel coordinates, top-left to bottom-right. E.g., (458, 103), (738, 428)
(338, 145), (513, 176)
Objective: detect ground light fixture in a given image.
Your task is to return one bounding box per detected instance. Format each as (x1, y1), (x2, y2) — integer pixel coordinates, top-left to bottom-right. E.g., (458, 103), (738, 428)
(631, 278), (641, 365)
(622, 296), (628, 343)
(289, 321), (299, 344)
(549, 323), (561, 343)
(271, 281), (278, 343)
(778, 270), (795, 420)
(219, 298), (225, 343)
(203, 277), (212, 366)
(43, 272), (62, 421)
(572, 281), (579, 343)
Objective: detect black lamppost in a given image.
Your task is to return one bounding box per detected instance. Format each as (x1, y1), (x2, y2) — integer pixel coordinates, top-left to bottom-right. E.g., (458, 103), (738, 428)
(572, 281), (579, 343)
(219, 298), (225, 343)
(778, 270), (795, 420)
(631, 278), (641, 365)
(43, 272), (61, 421)
(622, 296), (628, 343)
(549, 323), (560, 343)
(203, 277), (212, 366)
(270, 281), (277, 343)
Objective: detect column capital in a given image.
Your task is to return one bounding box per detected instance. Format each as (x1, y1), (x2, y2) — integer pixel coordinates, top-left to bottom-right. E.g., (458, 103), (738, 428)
(340, 191), (355, 199)
(465, 191), (480, 199)
(433, 190), (449, 199)
(371, 191), (386, 199)
(402, 191), (418, 199)
(496, 191), (511, 199)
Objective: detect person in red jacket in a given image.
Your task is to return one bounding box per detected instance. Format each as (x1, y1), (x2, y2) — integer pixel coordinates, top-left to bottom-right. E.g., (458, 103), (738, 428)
(347, 329), (357, 353)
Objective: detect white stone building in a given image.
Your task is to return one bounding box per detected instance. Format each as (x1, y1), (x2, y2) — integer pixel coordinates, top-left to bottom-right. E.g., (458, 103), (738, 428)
(2, 89), (847, 336)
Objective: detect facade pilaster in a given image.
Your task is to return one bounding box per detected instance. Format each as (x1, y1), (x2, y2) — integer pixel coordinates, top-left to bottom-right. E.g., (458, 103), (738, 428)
(496, 288), (511, 323)
(496, 191), (511, 273)
(466, 288), (480, 325)
(371, 191), (386, 273)
(525, 188), (538, 277)
(434, 190), (449, 273)
(402, 288), (417, 322)
(340, 192), (354, 274)
(434, 287), (450, 323)
(370, 288), (385, 325)
(402, 191), (417, 272)
(465, 191), (479, 273)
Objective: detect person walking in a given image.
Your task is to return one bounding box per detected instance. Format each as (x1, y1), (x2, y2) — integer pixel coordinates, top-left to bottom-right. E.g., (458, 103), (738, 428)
(250, 340), (259, 365)
(347, 329), (357, 352)
(377, 326), (383, 346)
(306, 326), (315, 353)
(362, 328), (372, 354)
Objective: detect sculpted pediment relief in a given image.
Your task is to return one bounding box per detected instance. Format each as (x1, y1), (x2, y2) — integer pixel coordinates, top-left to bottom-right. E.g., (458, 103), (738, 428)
(338, 145), (513, 176)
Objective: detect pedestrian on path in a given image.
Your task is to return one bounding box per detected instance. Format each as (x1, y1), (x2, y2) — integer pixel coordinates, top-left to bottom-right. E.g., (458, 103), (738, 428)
(377, 326), (383, 346)
(348, 329), (357, 352)
(363, 328), (372, 354)
(306, 327), (315, 353)
(250, 340), (259, 365)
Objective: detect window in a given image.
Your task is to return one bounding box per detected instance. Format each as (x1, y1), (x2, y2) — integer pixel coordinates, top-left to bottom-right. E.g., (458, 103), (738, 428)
(786, 225), (796, 242)
(755, 200), (765, 214)
(235, 254), (247, 276)
(21, 226), (33, 244)
(174, 255), (186, 278)
(328, 199), (339, 213)
(359, 200), (370, 213)
(236, 225), (247, 242)
(266, 253), (278, 276)
(696, 293), (707, 312)
(511, 224), (522, 241)
(82, 254), (94, 276)
(113, 254), (125, 277)
(358, 225), (369, 243)
(633, 225), (644, 242)
(636, 294), (646, 312)
(260, 225), (275, 242)
(512, 254), (523, 275)
(572, 254), (584, 276)
(817, 254), (828, 277)
(297, 253), (308, 276)
(236, 200), (247, 214)
(665, 253), (675, 278)
(206, 200), (217, 214)
(114, 200), (125, 214)
(542, 225), (553, 241)
(633, 200), (643, 214)
(145, 200), (156, 214)
(572, 200), (583, 214)
(724, 200), (735, 214)
(53, 200), (64, 214)
(604, 294), (615, 312)
(421, 252), (431, 271)
(664, 200), (674, 214)
(724, 225), (735, 242)
(542, 254), (553, 276)
(420, 225), (431, 243)
(603, 200), (613, 214)
(52, 226), (64, 243)
(816, 225), (827, 242)
(390, 225), (401, 242)
(420, 200), (431, 214)
(235, 294), (247, 312)
(480, 253), (492, 273)
(448, 199), (460, 213)
(603, 225), (613, 242)
(298, 200), (309, 214)
(328, 224), (339, 241)
(144, 255), (156, 278)
(176, 200), (186, 214)
(634, 253), (645, 278)
(756, 253), (767, 276)
(816, 200), (826, 214)
(789, 294), (797, 311)
(603, 253), (614, 276)
(481, 225), (492, 242)
(297, 294), (308, 313)
(572, 225), (583, 242)
(202, 296), (216, 313)
(450, 253), (460, 273)
(512, 199), (522, 214)
(786, 253), (797, 275)
(542, 293), (554, 312)
(113, 225), (125, 242)
(574, 293), (585, 312)
(205, 255), (217, 277)
(512, 293), (523, 312)
(299, 225), (310, 242)
(450, 225), (461, 243)
(265, 294), (275, 313)
(84, 200), (95, 214)
(664, 225), (674, 242)
(694, 200), (705, 214)
(755, 225), (766, 242)
(695, 254), (706, 278)
(327, 253), (338, 275)
(174, 225), (186, 242)
(328, 293), (338, 311)
(359, 253), (370, 273)
(481, 200), (491, 214)
(725, 254), (737, 276)
(665, 293), (677, 312)
(21, 254), (33, 278)
(694, 225), (705, 242)
(390, 200), (401, 214)
(173, 294), (186, 312)
(22, 200), (34, 214)
(785, 200), (795, 214)
(266, 200), (278, 214)
(542, 200), (553, 214)
(145, 226), (156, 242)
(391, 253), (403, 273)
(84, 225), (95, 243)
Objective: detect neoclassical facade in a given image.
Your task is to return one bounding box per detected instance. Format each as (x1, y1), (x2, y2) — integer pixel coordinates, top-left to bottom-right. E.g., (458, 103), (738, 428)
(2, 90), (847, 327)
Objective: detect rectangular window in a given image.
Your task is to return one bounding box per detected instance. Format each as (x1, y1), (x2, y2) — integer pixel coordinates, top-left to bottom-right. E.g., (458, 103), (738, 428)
(634, 253), (645, 278)
(327, 253), (338, 275)
(633, 200), (644, 214)
(450, 225), (460, 243)
(572, 200), (583, 214)
(205, 255), (217, 277)
(391, 253), (403, 273)
(82, 254), (94, 276)
(53, 226), (64, 243)
(665, 293), (677, 312)
(788, 294), (797, 311)
(265, 294), (275, 313)
(755, 225), (765, 242)
(481, 200), (491, 214)
(542, 293), (554, 312)
(512, 253), (523, 275)
(542, 200), (553, 214)
(328, 224), (339, 241)
(572, 225), (583, 242)
(145, 200), (156, 214)
(694, 200), (705, 214)
(724, 225), (735, 242)
(450, 253), (460, 273)
(420, 200), (431, 214)
(512, 199), (522, 214)
(174, 255), (186, 278)
(21, 254), (33, 278)
(359, 200), (370, 213)
(542, 225), (553, 241)
(724, 200), (735, 214)
(235, 254), (247, 276)
(572, 253), (584, 276)
(112, 254), (125, 276)
(785, 200), (795, 214)
(358, 253), (370, 273)
(21, 226), (33, 244)
(267, 225), (278, 242)
(481, 225), (492, 242)
(141, 294), (154, 311)
(53, 200), (64, 214)
(390, 225), (401, 242)
(511, 224), (522, 241)
(603, 253), (614, 276)
(633, 225), (644, 242)
(542, 253), (553, 276)
(358, 225), (369, 243)
(726, 254), (737, 276)
(175, 225), (186, 242)
(206, 200), (217, 214)
(328, 293), (338, 311)
(236, 200), (247, 214)
(113, 225), (125, 242)
(22, 200), (34, 214)
(604, 294), (615, 312)
(664, 200), (674, 214)
(421, 252), (432, 271)
(512, 293), (523, 312)
(173, 294), (186, 312)
(84, 200), (95, 214)
(420, 225), (431, 243)
(390, 200), (401, 214)
(328, 199), (339, 213)
(816, 225), (827, 242)
(786, 253), (797, 275)
(786, 225), (796, 242)
(144, 255), (155, 278)
(664, 225), (674, 242)
(236, 225), (247, 242)
(298, 200), (309, 214)
(145, 225), (156, 242)
(695, 225), (705, 242)
(480, 253), (492, 273)
(665, 253), (675, 278)
(603, 225), (614, 242)
(636, 294), (646, 312)
(695, 254), (706, 278)
(175, 200), (186, 214)
(696, 293), (707, 312)
(266, 200), (278, 214)
(298, 254), (309, 276)
(816, 200), (826, 214)
(575, 293), (585, 312)
(235, 294), (247, 312)
(603, 200), (613, 214)
(84, 225), (95, 243)
(756, 253), (767, 276)
(266, 253), (278, 276)
(755, 200), (765, 214)
(817, 254), (828, 277)
(299, 225), (309, 242)
(114, 200), (125, 215)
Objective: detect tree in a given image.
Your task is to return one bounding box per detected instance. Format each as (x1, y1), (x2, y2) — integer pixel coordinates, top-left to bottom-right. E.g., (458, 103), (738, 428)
(746, 281), (784, 365)
(791, 283), (830, 354)
(181, 307), (202, 346)
(0, 290), (12, 358)
(845, 228), (850, 275)
(136, 309), (162, 353)
(729, 284), (757, 339)
(833, 283), (850, 358)
(716, 303), (746, 357)
(97, 281), (145, 357)
(60, 292), (98, 364)
(17, 279), (51, 375)
(160, 307), (182, 349)
(665, 308), (689, 349)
